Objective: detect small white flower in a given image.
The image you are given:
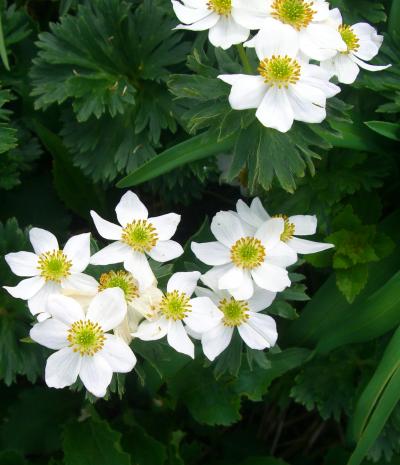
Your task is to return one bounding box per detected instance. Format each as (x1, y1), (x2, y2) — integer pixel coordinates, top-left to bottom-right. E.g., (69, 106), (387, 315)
(172, 0), (250, 50)
(30, 288), (137, 398)
(191, 210), (297, 300)
(195, 275), (277, 361)
(134, 271), (223, 358)
(3, 229), (96, 317)
(235, 197), (334, 254)
(320, 10), (391, 84)
(90, 191), (184, 289)
(234, 0), (346, 60)
(219, 19), (341, 132)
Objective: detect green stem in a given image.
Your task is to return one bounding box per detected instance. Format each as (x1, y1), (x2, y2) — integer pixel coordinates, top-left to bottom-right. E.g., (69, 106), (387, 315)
(236, 44), (253, 74)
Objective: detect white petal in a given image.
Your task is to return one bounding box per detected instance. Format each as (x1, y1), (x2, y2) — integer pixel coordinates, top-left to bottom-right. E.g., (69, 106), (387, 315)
(3, 276), (44, 300)
(334, 54), (360, 84)
(63, 233), (91, 273)
(191, 241), (231, 266)
(184, 296), (223, 332)
(30, 319), (68, 349)
(238, 312), (277, 349)
(219, 74), (267, 110)
(299, 24), (346, 61)
(172, 0), (210, 24)
(90, 211), (123, 241)
(167, 320), (194, 358)
(231, 0), (268, 29)
(255, 218), (284, 250)
(201, 264), (233, 294)
(147, 240), (183, 263)
(47, 293), (85, 325)
(4, 252), (39, 277)
(228, 270), (254, 300)
(256, 86), (294, 133)
(194, 286), (220, 305)
(134, 317), (169, 341)
(248, 287), (276, 312)
(236, 199), (264, 229)
(45, 347), (81, 389)
(352, 23), (382, 61)
(289, 215), (317, 236)
(211, 211), (245, 247)
(61, 273), (99, 296)
(287, 237), (334, 254)
(218, 265), (245, 291)
(149, 213), (181, 241)
(175, 11), (219, 31)
(116, 191), (148, 227)
(124, 251), (155, 289)
(79, 355), (113, 398)
(87, 288), (127, 331)
(208, 16), (249, 50)
(27, 281), (60, 315)
(251, 263), (290, 292)
(167, 271), (201, 296)
(287, 87), (327, 124)
(300, 64), (341, 98)
(37, 312), (51, 322)
(102, 334), (137, 373)
(266, 242), (298, 267)
(29, 228), (59, 255)
(90, 241), (131, 266)
(352, 55), (391, 73)
(202, 324), (233, 361)
(252, 197), (271, 219)
(247, 18), (299, 60)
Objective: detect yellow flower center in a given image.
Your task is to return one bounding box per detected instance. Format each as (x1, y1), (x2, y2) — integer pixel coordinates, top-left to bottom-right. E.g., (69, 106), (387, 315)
(98, 270), (139, 302)
(207, 0), (232, 15)
(230, 237), (266, 270)
(67, 320), (105, 356)
(37, 250), (72, 282)
(339, 25), (360, 53)
(258, 55), (301, 88)
(121, 219), (158, 253)
(159, 290), (191, 321)
(219, 297), (250, 326)
(271, 0), (316, 30)
(274, 214), (296, 242)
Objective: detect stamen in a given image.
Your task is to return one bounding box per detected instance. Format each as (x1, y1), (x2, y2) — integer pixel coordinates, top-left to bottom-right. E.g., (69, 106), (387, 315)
(67, 320), (105, 356)
(219, 297), (250, 326)
(121, 219), (158, 253)
(271, 0), (315, 30)
(230, 237), (266, 270)
(37, 250), (72, 282)
(274, 214), (295, 242)
(339, 25), (360, 53)
(207, 0), (232, 15)
(98, 270), (139, 302)
(258, 55), (301, 88)
(159, 290), (191, 321)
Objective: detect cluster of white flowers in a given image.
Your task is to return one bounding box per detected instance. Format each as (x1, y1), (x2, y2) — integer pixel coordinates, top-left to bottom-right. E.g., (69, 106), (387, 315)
(172, 0), (390, 132)
(4, 191), (332, 397)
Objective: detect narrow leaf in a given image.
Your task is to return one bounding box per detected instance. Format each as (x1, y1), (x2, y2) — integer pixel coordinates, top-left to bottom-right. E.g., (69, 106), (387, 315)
(365, 121), (400, 141)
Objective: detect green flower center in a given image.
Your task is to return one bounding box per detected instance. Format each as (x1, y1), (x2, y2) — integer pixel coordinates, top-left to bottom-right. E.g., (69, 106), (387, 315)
(230, 237), (266, 270)
(274, 214), (296, 242)
(67, 320), (105, 356)
(219, 297), (250, 326)
(98, 270), (139, 302)
(339, 25), (360, 53)
(121, 219), (158, 253)
(207, 0), (232, 15)
(258, 55), (301, 88)
(271, 0), (315, 30)
(37, 250), (72, 282)
(159, 290), (191, 321)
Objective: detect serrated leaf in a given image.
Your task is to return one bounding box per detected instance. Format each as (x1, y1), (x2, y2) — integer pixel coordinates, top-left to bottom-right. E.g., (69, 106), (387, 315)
(0, 88), (17, 154)
(336, 264), (369, 303)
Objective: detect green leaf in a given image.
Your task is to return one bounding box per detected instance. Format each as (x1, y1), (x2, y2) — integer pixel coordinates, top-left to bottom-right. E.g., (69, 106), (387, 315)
(388, 0), (400, 45)
(0, 88), (17, 154)
(63, 416), (131, 465)
(121, 423), (166, 465)
(0, 11), (10, 70)
(336, 264), (369, 303)
(365, 121), (400, 141)
(240, 457), (290, 465)
(117, 131), (235, 188)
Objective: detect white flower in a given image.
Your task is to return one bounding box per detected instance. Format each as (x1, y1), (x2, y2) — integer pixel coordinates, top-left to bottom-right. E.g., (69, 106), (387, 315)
(134, 271), (223, 358)
(30, 288), (137, 398)
(3, 228), (96, 317)
(235, 197), (334, 254)
(234, 0), (346, 60)
(172, 0), (249, 50)
(219, 19), (341, 132)
(191, 210), (297, 300)
(195, 275), (277, 361)
(90, 191), (184, 289)
(320, 10), (390, 84)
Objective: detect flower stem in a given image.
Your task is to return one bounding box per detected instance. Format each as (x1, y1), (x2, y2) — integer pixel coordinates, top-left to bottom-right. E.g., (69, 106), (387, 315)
(236, 44), (253, 74)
